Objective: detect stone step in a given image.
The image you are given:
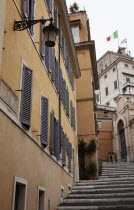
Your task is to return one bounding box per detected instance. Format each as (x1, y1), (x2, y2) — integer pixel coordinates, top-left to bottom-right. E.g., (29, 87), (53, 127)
(57, 205), (134, 210)
(71, 187), (134, 194)
(98, 177), (134, 181)
(99, 174), (134, 178)
(73, 183), (134, 190)
(68, 192), (134, 199)
(77, 180), (134, 186)
(79, 177), (134, 183)
(63, 198), (134, 205)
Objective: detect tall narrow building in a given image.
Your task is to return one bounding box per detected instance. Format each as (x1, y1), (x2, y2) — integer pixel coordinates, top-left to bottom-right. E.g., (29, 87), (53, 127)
(69, 11), (98, 166)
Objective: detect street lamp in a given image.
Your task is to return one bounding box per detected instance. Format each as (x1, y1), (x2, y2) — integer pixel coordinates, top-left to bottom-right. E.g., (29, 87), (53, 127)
(14, 17), (59, 47)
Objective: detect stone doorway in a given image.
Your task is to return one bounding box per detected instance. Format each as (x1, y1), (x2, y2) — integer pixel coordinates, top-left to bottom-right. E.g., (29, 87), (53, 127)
(118, 120), (127, 161)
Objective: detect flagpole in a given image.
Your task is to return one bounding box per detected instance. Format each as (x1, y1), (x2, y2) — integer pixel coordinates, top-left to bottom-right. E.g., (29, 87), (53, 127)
(117, 30), (119, 49)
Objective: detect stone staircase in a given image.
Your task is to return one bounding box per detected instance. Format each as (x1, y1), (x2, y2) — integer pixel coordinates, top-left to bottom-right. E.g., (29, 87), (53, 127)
(57, 162), (134, 210)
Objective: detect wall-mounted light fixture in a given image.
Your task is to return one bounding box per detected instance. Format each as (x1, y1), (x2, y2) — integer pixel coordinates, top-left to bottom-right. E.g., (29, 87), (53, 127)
(14, 17), (59, 47)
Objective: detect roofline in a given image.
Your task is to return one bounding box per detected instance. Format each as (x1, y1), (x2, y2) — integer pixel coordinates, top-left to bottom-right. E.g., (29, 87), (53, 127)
(75, 41), (99, 90)
(97, 50), (133, 63)
(98, 56), (134, 78)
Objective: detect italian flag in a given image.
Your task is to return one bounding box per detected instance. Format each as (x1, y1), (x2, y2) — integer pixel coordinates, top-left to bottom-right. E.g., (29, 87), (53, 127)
(106, 30), (118, 41)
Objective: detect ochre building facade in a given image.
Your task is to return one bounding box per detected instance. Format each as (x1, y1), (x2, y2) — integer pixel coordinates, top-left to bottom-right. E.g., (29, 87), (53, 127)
(0, 0), (80, 210)
(69, 11), (98, 165)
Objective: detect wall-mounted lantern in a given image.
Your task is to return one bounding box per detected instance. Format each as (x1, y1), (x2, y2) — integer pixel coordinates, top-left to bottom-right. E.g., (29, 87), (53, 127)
(14, 17), (59, 47)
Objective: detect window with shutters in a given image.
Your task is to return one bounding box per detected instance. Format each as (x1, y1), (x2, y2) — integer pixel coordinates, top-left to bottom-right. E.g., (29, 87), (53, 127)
(12, 177), (27, 210)
(46, 0), (52, 12)
(51, 111), (60, 160)
(23, 0), (35, 35)
(20, 64), (33, 129)
(40, 96), (48, 147)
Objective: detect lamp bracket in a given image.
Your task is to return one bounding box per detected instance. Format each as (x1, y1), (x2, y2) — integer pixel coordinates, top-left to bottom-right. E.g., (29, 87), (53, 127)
(14, 17), (53, 31)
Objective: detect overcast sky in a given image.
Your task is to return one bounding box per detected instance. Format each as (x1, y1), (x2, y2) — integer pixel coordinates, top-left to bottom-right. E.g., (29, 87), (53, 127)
(66, 0), (134, 60)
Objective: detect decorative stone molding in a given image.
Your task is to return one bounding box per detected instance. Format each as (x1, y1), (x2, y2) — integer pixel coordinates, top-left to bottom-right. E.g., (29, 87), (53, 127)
(0, 78), (18, 113)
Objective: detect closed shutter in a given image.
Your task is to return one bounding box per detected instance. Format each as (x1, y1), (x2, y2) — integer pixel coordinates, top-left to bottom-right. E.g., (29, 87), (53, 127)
(59, 27), (63, 49)
(57, 61), (60, 93)
(40, 23), (45, 60)
(52, 48), (55, 81)
(50, 111), (55, 155)
(55, 58), (58, 90)
(23, 0), (29, 18)
(20, 65), (33, 128)
(66, 89), (69, 117)
(68, 142), (72, 173)
(70, 101), (73, 127)
(45, 46), (49, 71)
(40, 96), (48, 146)
(59, 68), (62, 95)
(46, 0), (52, 12)
(64, 39), (67, 61)
(53, 3), (58, 27)
(29, 0), (34, 35)
(61, 131), (66, 166)
(56, 120), (60, 160)
(49, 47), (53, 73)
(73, 107), (76, 131)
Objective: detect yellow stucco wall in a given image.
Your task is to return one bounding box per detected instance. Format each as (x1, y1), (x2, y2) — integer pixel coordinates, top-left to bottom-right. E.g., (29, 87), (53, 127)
(0, 111), (73, 210)
(0, 0), (79, 209)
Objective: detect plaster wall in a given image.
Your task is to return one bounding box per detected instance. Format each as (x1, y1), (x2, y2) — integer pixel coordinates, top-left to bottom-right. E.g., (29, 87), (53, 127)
(0, 111), (73, 210)
(0, 0), (6, 71)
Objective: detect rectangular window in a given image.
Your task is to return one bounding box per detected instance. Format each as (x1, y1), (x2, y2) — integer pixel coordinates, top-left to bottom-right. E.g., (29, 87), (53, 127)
(37, 186), (45, 210)
(96, 94), (99, 102)
(126, 77), (130, 82)
(20, 64), (33, 128)
(105, 87), (108, 96)
(71, 26), (80, 43)
(23, 0), (35, 35)
(51, 111), (60, 160)
(113, 67), (116, 72)
(40, 96), (48, 147)
(114, 80), (117, 90)
(12, 177), (27, 210)
(104, 74), (107, 79)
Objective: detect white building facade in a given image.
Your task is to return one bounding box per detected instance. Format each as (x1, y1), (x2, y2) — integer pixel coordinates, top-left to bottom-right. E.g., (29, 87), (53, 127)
(96, 48), (134, 107)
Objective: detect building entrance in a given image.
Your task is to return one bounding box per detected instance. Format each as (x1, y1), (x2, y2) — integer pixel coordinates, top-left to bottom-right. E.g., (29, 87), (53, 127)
(118, 120), (127, 161)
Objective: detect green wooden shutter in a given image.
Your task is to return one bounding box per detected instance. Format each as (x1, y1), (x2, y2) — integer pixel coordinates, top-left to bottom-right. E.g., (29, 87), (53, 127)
(40, 23), (45, 60)
(20, 65), (33, 128)
(50, 111), (55, 155)
(40, 96), (48, 147)
(23, 0), (29, 18)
